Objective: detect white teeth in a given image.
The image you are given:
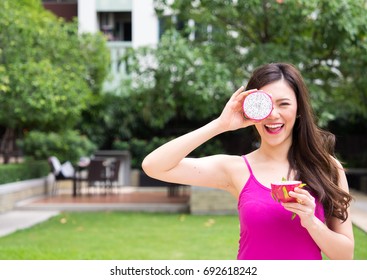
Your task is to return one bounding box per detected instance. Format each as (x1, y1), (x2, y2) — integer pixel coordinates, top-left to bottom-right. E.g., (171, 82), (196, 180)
(265, 124), (283, 129)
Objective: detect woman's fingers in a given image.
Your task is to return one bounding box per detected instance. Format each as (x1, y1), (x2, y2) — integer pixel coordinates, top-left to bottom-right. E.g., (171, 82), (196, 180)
(220, 87), (260, 130)
(282, 188), (316, 224)
(233, 86), (245, 98)
(231, 87), (258, 100)
(237, 88), (258, 101)
(290, 187), (315, 204)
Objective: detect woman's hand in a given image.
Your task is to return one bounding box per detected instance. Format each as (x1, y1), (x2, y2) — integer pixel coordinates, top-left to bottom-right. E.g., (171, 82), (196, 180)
(282, 187), (318, 228)
(216, 86), (258, 131)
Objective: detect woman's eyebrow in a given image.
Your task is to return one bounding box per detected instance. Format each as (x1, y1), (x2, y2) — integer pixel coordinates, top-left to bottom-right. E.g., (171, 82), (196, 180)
(275, 98), (292, 102)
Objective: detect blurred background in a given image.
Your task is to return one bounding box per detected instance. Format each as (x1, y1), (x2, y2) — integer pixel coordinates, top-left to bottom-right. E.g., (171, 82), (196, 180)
(0, 0), (366, 261)
(0, 0), (366, 194)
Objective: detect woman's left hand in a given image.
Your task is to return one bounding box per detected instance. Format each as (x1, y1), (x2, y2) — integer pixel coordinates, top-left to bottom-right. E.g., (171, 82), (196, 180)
(281, 187), (318, 228)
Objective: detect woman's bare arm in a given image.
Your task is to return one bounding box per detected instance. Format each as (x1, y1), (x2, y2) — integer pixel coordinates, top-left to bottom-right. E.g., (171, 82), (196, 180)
(142, 86), (255, 190)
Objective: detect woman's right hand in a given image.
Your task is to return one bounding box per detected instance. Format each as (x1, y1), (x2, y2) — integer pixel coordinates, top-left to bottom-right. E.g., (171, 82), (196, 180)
(216, 86), (258, 131)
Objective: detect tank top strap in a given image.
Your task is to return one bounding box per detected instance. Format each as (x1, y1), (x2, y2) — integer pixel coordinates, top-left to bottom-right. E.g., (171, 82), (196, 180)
(241, 155), (253, 176)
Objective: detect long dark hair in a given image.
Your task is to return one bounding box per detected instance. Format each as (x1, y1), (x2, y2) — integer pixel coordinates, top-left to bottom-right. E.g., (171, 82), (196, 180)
(245, 62), (352, 222)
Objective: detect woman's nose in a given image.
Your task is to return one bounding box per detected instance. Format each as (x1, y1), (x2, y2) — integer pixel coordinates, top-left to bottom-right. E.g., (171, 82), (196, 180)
(267, 106), (279, 119)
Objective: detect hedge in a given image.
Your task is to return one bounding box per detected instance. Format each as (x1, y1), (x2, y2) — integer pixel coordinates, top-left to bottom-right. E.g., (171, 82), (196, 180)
(0, 160), (49, 185)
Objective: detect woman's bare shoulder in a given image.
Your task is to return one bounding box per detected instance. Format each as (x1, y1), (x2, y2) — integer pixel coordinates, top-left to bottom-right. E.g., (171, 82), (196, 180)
(330, 155), (342, 167)
(212, 154), (251, 195)
(329, 155), (351, 193)
(208, 154), (247, 168)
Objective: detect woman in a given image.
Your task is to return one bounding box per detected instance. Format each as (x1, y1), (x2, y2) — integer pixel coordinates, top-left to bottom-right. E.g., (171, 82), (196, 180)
(142, 62), (354, 260)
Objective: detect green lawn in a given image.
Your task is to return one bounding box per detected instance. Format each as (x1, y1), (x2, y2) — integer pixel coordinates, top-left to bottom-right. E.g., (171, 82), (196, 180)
(0, 212), (365, 260)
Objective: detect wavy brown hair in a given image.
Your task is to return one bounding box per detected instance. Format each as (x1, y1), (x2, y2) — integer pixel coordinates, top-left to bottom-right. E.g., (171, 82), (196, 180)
(245, 62), (352, 222)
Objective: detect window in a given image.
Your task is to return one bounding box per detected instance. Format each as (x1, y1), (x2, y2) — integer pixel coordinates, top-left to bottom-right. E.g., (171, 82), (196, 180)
(98, 12), (132, 42)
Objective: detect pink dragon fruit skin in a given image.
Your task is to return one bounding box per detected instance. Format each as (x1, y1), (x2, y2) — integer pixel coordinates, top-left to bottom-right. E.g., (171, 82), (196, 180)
(271, 180), (307, 220)
(271, 181), (306, 203)
(243, 90), (273, 121)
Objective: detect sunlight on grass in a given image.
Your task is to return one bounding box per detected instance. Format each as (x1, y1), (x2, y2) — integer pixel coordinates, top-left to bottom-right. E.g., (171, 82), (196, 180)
(0, 212), (365, 260)
(0, 212), (239, 260)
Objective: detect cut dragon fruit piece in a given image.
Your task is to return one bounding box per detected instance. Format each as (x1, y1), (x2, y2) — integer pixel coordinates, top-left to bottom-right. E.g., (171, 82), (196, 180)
(271, 180), (306, 220)
(270, 181), (306, 203)
(243, 90), (273, 120)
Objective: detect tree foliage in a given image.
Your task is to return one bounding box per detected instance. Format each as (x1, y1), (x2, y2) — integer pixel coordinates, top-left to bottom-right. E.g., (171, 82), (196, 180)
(0, 0), (109, 130)
(150, 0), (367, 125)
(109, 0), (367, 165)
(0, 0), (110, 161)
(18, 130), (96, 164)
(122, 30), (233, 130)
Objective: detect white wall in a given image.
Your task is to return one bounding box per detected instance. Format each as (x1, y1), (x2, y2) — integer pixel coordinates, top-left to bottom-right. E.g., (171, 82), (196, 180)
(96, 0), (132, 11)
(76, 0), (159, 90)
(78, 0), (98, 33)
(78, 0), (159, 46)
(132, 0), (159, 47)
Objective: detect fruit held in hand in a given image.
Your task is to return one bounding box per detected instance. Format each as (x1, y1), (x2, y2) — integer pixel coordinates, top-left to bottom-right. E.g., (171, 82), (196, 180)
(271, 181), (306, 203)
(243, 90), (273, 120)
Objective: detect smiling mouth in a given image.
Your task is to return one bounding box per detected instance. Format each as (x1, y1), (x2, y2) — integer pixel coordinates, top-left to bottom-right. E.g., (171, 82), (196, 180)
(264, 124), (284, 134)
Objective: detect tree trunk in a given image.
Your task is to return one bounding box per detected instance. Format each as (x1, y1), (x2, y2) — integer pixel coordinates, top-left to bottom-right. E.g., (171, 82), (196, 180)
(0, 127), (15, 164)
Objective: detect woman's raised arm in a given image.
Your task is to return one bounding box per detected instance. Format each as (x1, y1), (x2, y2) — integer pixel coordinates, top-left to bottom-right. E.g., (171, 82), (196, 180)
(142, 86), (256, 189)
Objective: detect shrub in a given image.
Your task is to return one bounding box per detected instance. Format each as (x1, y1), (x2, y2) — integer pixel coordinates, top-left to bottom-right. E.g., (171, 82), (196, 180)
(17, 130), (97, 164)
(0, 160), (49, 184)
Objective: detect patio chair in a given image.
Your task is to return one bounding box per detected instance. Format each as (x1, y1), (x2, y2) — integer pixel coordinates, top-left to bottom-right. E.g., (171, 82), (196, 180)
(106, 159), (121, 193)
(48, 156), (75, 195)
(85, 158), (109, 195)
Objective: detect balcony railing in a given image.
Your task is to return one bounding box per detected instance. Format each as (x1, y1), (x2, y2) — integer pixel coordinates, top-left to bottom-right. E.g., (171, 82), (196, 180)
(105, 41), (132, 91)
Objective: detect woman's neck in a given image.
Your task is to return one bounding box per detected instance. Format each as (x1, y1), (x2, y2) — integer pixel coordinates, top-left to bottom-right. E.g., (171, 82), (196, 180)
(257, 141), (291, 162)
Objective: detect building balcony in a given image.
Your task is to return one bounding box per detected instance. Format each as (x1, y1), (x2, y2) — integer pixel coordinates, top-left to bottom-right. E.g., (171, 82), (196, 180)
(105, 41), (132, 91)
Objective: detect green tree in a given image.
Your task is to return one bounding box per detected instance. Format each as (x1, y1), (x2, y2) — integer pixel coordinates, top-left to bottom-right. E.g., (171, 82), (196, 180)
(113, 0), (367, 165)
(152, 0), (367, 125)
(111, 30), (244, 167)
(0, 0), (110, 162)
(122, 30), (233, 130)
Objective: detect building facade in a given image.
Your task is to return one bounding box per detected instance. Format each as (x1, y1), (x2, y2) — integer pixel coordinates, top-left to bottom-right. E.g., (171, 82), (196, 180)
(42, 0), (160, 90)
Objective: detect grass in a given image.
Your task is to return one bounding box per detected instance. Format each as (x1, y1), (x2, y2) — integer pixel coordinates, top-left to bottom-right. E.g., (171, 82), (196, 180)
(0, 212), (365, 260)
(353, 224), (367, 259)
(0, 212), (239, 260)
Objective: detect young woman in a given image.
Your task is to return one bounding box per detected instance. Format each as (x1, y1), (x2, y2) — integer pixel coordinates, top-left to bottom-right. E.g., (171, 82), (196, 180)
(142, 62), (354, 260)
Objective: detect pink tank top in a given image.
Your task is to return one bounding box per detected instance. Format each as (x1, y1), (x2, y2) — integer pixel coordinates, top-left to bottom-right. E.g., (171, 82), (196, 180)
(237, 156), (325, 260)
